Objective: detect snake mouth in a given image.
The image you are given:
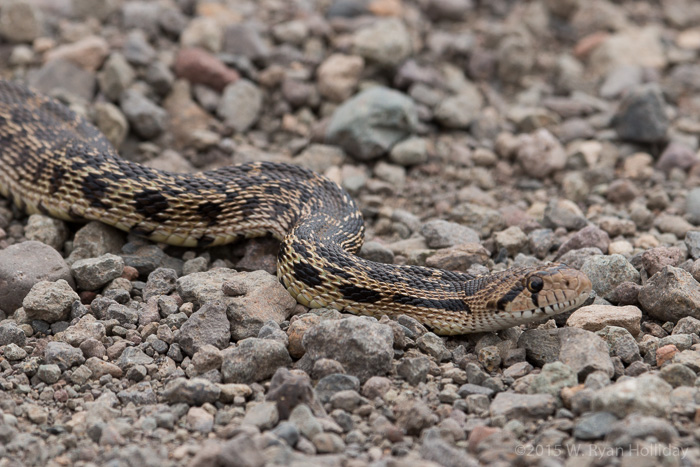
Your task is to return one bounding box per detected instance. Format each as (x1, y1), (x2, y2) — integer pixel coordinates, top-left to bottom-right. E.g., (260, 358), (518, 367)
(513, 290), (590, 320)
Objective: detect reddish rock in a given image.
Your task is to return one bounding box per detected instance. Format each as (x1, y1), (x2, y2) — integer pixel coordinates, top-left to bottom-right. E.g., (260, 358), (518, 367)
(174, 47), (239, 92)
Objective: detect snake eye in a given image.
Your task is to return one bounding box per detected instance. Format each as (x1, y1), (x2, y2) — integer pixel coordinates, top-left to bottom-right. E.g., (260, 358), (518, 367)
(527, 276), (544, 293)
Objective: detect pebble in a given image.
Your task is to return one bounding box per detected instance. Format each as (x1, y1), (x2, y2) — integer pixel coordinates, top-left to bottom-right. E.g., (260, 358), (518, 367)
(420, 219), (479, 249)
(613, 83), (669, 143)
(434, 86), (483, 129)
(71, 254), (125, 291)
(326, 86), (417, 161)
(317, 53), (364, 102)
(516, 129), (568, 179)
(297, 317), (394, 382)
(573, 411), (618, 440)
(389, 136), (429, 166)
(352, 18), (412, 66)
(595, 326), (642, 364)
(557, 226), (610, 257)
(489, 392), (556, 421)
(591, 374), (672, 417)
(397, 355), (431, 385)
(217, 79), (263, 133)
(45, 36), (109, 72)
(120, 89), (168, 139)
(221, 337), (292, 384)
(162, 377), (221, 405)
(0, 321), (26, 347)
(44, 341), (85, 370)
(0, 1), (43, 43)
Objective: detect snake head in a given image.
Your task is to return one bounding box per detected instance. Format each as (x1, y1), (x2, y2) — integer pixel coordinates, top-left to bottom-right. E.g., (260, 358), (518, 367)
(489, 263), (592, 325)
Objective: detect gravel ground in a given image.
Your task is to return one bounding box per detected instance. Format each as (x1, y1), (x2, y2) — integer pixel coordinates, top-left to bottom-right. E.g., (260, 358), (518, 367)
(1, 0), (700, 466)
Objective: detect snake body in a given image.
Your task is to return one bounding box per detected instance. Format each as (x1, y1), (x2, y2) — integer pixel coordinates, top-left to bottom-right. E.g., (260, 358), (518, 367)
(0, 80), (592, 335)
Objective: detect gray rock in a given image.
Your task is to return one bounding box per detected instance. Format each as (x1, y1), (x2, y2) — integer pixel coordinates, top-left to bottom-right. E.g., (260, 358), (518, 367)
(116, 347), (154, 369)
(163, 377), (221, 405)
(221, 338), (292, 384)
(639, 266), (700, 322)
(217, 79), (263, 132)
(416, 332), (451, 361)
(434, 87), (483, 129)
(397, 355), (431, 385)
(685, 230), (700, 260)
(516, 129), (567, 179)
(613, 83), (669, 143)
(221, 23), (269, 61)
(120, 89), (167, 139)
(0, 241), (74, 315)
(106, 303), (138, 325)
(29, 58), (97, 102)
(351, 18), (412, 66)
(606, 414), (678, 446)
(221, 270), (296, 340)
(63, 314), (106, 347)
(67, 221), (125, 264)
(143, 268), (178, 301)
(528, 362), (578, 397)
(556, 226), (610, 258)
(289, 404), (323, 440)
(71, 254), (125, 290)
(595, 326), (641, 364)
(359, 241), (395, 264)
(242, 401), (279, 430)
(0, 0), (43, 43)
(297, 317), (393, 382)
(600, 65), (643, 98)
(123, 30), (156, 66)
(659, 363), (696, 387)
(420, 429), (479, 467)
(117, 382), (157, 405)
(315, 373), (360, 404)
(543, 198), (588, 231)
(573, 411), (618, 440)
(0, 322), (26, 347)
(23, 279), (79, 323)
(266, 368), (320, 419)
(217, 433), (264, 467)
(656, 142), (698, 174)
(420, 219), (479, 249)
(44, 341), (85, 370)
(177, 301), (230, 356)
(97, 53), (135, 102)
(581, 254), (640, 301)
(24, 214), (68, 250)
(519, 327), (614, 379)
(490, 392), (556, 421)
(389, 137), (428, 166)
(4, 343), (27, 360)
(591, 374), (672, 417)
(326, 86), (417, 161)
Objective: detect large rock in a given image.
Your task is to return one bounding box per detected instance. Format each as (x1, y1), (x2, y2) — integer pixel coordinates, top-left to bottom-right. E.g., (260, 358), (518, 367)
(0, 241), (74, 315)
(326, 86), (417, 161)
(177, 269), (295, 340)
(297, 316), (394, 382)
(638, 266), (700, 322)
(221, 338), (292, 384)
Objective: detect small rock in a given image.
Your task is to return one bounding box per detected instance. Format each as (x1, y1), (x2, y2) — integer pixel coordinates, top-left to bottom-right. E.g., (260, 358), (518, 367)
(221, 338), (292, 384)
(642, 247), (685, 277)
(596, 326), (642, 364)
(352, 18), (412, 66)
(45, 341), (85, 370)
(397, 355), (431, 385)
(490, 392), (556, 421)
(45, 35), (109, 72)
(217, 79), (263, 133)
(297, 317), (394, 382)
(557, 226), (610, 258)
(420, 220), (479, 249)
(0, 322), (26, 347)
(163, 377), (221, 405)
(613, 83), (669, 143)
(389, 137), (429, 166)
(120, 89), (167, 139)
(573, 411), (618, 440)
(638, 266), (700, 322)
(326, 86), (417, 161)
(187, 407), (214, 433)
(242, 402), (279, 430)
(71, 254), (125, 291)
(23, 279), (79, 323)
(317, 53), (364, 102)
(434, 87), (483, 129)
(580, 255), (640, 301)
(0, 1), (43, 43)
(516, 129), (567, 179)
(177, 301), (230, 356)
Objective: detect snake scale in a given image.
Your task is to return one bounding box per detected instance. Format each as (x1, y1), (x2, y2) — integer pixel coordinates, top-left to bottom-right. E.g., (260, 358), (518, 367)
(0, 79), (592, 335)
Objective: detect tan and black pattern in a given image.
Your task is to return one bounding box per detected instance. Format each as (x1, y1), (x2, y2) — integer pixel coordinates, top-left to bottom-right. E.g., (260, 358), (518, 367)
(0, 79), (592, 334)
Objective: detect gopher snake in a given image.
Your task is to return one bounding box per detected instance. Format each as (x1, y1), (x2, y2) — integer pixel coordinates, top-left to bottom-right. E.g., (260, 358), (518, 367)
(0, 80), (591, 334)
